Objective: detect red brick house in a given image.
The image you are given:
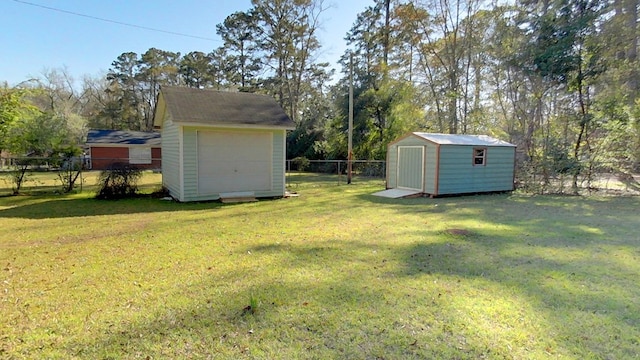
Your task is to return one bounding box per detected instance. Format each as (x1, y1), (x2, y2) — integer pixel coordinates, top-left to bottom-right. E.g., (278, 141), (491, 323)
(86, 130), (161, 170)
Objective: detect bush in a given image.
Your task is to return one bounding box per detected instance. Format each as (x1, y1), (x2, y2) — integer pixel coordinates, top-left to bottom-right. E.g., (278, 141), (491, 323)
(291, 156), (310, 171)
(9, 158), (46, 195)
(95, 163), (142, 200)
(54, 146), (84, 193)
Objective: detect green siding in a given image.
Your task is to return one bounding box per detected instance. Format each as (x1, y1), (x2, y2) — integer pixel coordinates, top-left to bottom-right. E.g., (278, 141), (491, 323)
(437, 145), (515, 195)
(160, 116), (182, 200)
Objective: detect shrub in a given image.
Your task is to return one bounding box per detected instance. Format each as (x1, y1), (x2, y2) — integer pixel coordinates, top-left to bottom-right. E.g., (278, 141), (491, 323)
(95, 163), (142, 200)
(9, 158), (45, 195)
(292, 156), (310, 171)
(54, 146), (84, 193)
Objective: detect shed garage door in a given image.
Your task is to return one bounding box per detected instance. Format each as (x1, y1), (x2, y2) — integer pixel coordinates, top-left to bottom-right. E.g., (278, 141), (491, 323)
(197, 130), (272, 195)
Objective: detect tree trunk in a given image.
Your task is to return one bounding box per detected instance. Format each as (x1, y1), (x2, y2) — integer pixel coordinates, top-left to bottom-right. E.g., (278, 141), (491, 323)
(448, 70), (458, 134)
(625, 0), (639, 102)
(383, 0), (391, 67)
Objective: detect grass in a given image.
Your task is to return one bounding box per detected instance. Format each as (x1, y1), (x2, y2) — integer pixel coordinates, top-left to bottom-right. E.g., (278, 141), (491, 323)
(1, 173), (639, 359)
(0, 170), (163, 196)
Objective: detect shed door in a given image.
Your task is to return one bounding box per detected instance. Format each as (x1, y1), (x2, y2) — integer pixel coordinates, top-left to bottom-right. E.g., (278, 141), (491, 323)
(197, 130), (272, 195)
(397, 146), (424, 191)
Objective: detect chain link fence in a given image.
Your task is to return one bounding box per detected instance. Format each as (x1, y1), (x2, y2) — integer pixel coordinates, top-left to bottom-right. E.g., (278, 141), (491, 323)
(3, 155), (637, 196)
(1, 156), (386, 195)
(0, 156), (161, 195)
(285, 159), (386, 188)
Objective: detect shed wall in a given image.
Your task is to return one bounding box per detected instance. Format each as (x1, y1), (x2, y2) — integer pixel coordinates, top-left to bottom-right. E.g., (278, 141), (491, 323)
(161, 116), (182, 200)
(180, 127), (287, 202)
(272, 130), (286, 195)
(386, 145), (397, 189)
(387, 135), (431, 189)
(424, 145), (438, 194)
(388, 135), (443, 193)
(437, 145), (515, 195)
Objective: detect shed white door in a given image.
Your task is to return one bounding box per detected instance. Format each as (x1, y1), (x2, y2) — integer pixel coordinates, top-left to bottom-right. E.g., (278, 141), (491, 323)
(197, 130), (272, 195)
(397, 146), (424, 191)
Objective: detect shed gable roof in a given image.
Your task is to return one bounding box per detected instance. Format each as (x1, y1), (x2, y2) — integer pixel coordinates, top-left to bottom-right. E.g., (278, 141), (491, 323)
(155, 86), (295, 129)
(86, 129), (161, 146)
(411, 132), (515, 147)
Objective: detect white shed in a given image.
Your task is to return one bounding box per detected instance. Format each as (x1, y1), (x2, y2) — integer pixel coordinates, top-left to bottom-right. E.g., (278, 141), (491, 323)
(153, 86), (295, 202)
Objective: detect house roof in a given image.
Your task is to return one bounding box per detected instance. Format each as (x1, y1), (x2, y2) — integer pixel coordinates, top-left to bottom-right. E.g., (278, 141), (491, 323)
(86, 129), (161, 146)
(411, 132), (515, 147)
(155, 86), (295, 129)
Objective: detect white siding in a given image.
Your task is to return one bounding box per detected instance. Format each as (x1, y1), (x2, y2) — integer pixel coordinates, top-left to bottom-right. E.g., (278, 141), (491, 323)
(180, 127), (287, 201)
(161, 116), (182, 200)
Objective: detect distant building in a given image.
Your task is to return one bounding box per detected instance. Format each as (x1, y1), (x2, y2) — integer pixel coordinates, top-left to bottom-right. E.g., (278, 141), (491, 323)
(86, 129), (161, 170)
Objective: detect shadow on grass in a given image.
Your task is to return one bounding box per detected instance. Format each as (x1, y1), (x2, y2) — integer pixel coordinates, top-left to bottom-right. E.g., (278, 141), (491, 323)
(385, 193), (640, 357)
(398, 231), (640, 357)
(66, 243), (416, 359)
(7, 186), (640, 358)
(64, 237), (640, 359)
(0, 195), (233, 219)
(63, 224), (640, 358)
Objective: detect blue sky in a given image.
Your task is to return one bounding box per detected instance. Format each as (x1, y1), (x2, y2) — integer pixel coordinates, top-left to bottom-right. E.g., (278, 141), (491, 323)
(0, 0), (372, 86)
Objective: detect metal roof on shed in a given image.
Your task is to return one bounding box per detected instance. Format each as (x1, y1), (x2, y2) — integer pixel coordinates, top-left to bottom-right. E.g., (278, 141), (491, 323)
(411, 132), (515, 147)
(86, 129), (161, 146)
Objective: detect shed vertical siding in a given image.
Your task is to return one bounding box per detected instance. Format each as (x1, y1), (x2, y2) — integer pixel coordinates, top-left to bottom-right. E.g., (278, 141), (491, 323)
(397, 146), (424, 190)
(424, 145), (438, 194)
(161, 116), (182, 200)
(386, 144), (398, 189)
(388, 134), (432, 190)
(436, 145), (515, 195)
(181, 127), (199, 202)
(270, 130), (286, 196)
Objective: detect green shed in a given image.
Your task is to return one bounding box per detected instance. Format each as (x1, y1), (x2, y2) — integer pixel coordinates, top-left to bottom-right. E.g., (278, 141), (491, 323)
(385, 132), (516, 197)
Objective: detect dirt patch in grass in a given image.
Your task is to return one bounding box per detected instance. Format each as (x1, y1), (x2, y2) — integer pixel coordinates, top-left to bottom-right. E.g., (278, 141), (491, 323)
(445, 228), (473, 236)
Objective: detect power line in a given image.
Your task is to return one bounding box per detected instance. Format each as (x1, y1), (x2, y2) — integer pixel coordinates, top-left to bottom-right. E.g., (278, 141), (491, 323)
(12, 0), (220, 42)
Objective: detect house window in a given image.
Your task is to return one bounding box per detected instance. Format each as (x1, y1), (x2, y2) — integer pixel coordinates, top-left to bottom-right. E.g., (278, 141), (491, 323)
(473, 147), (486, 166)
(129, 147), (152, 164)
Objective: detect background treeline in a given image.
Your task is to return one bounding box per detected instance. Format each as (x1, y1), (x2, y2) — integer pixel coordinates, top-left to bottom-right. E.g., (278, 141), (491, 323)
(1, 0), (639, 193)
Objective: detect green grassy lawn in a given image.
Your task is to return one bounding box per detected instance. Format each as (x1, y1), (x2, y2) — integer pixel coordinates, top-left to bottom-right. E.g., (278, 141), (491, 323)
(0, 170), (163, 196)
(1, 174), (639, 359)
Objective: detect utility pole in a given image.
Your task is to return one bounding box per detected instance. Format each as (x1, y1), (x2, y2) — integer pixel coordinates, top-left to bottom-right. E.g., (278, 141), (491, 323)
(348, 52), (353, 184)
